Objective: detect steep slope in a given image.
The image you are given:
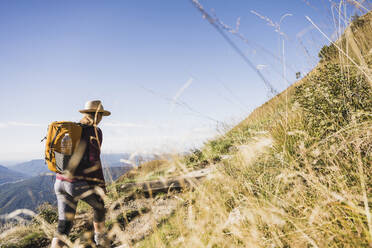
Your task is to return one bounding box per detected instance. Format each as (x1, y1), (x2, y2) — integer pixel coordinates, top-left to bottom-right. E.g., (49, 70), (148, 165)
(136, 11), (372, 248)
(235, 10), (372, 131)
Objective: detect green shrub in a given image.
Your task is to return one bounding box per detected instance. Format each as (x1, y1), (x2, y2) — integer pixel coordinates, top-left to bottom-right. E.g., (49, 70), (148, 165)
(208, 137), (233, 155)
(184, 135), (237, 169)
(1, 231), (49, 248)
(293, 63), (371, 139)
(318, 43), (338, 61)
(184, 149), (208, 168)
(36, 202), (58, 224)
(351, 14), (365, 29)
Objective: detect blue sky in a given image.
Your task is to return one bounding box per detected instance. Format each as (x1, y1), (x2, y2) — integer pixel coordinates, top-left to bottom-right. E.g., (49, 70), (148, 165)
(0, 0), (367, 163)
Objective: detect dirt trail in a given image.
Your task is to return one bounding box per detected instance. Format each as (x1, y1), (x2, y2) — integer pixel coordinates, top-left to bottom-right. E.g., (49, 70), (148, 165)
(69, 167), (214, 247)
(110, 196), (180, 247)
(108, 168), (215, 247)
(64, 136), (273, 247)
(237, 136), (273, 164)
(119, 167), (213, 194)
(105, 136), (273, 247)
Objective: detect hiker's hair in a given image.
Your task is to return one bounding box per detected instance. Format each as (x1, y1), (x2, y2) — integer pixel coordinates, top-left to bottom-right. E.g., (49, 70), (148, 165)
(80, 113), (102, 126)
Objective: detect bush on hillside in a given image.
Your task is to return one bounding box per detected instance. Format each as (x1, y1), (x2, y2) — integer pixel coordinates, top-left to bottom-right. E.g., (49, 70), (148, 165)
(184, 135), (239, 169)
(184, 149), (209, 168)
(318, 43), (338, 61)
(208, 137), (233, 155)
(293, 63), (371, 139)
(351, 14), (365, 29)
(0, 228), (49, 248)
(36, 202), (58, 224)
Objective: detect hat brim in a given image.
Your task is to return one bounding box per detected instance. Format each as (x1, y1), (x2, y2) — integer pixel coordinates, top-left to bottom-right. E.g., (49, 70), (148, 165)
(79, 109), (111, 116)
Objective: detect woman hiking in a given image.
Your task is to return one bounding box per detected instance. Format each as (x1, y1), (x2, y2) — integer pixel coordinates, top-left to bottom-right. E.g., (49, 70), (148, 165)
(51, 100), (110, 248)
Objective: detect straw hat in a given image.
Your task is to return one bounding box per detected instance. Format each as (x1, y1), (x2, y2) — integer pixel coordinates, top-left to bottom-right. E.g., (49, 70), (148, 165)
(79, 100), (111, 116)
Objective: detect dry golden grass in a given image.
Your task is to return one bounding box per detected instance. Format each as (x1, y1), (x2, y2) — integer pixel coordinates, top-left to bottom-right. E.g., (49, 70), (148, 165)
(137, 109), (371, 248)
(135, 10), (372, 248)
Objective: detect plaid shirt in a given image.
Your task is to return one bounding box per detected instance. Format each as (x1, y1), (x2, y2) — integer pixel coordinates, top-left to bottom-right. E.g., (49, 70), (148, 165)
(57, 126), (106, 190)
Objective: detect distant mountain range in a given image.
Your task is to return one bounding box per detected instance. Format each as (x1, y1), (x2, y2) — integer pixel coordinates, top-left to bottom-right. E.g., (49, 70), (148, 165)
(0, 174), (56, 216)
(8, 159), (48, 177)
(103, 165), (133, 183)
(0, 154), (136, 218)
(2, 154), (135, 177)
(0, 165), (29, 185)
(101, 153), (132, 165)
(101, 153), (157, 166)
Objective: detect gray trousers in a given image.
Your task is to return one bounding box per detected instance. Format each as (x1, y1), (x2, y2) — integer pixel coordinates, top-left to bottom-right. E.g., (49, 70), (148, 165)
(54, 179), (105, 223)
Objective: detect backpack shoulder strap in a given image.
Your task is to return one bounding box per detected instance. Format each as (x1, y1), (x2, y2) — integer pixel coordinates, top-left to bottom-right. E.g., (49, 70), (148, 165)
(79, 125), (90, 165)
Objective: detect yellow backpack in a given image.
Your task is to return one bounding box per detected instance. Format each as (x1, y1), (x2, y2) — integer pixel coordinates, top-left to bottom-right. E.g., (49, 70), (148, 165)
(44, 121), (84, 173)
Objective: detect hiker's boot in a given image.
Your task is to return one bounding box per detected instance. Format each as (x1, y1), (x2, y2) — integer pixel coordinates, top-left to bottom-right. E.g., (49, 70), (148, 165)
(51, 237), (66, 248)
(94, 232), (109, 247)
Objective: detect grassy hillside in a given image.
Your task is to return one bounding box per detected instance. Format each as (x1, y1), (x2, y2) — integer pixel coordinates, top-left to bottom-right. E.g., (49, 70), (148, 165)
(137, 11), (372, 248)
(0, 9), (371, 248)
